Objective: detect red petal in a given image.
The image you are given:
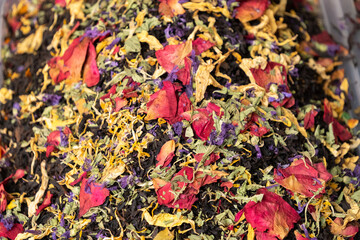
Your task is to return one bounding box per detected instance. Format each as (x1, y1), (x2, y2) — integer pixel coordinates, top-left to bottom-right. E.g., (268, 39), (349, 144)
(55, 0), (66, 7)
(234, 209), (244, 222)
(157, 183), (175, 205)
(249, 125), (269, 137)
(83, 42), (100, 87)
(323, 99), (352, 141)
(146, 81), (178, 123)
(176, 57), (191, 85)
(12, 169), (25, 183)
(177, 92), (192, 117)
(244, 188), (300, 239)
(48, 58), (70, 84)
(156, 43), (187, 73)
(274, 158), (332, 197)
(194, 153), (220, 166)
(159, 0), (185, 18)
(221, 182), (233, 192)
(312, 31), (337, 45)
(192, 38), (215, 55)
(100, 85), (117, 100)
(304, 109), (318, 129)
(191, 109), (215, 141)
(114, 97), (128, 112)
(47, 131), (61, 146)
(79, 178), (109, 217)
(35, 191), (53, 216)
(48, 37), (91, 85)
(155, 42), (192, 85)
(234, 0), (270, 23)
(46, 145), (57, 158)
(0, 222), (24, 240)
(63, 37), (91, 81)
(70, 172), (87, 186)
(167, 193), (197, 209)
(156, 140), (176, 167)
(251, 62), (287, 89)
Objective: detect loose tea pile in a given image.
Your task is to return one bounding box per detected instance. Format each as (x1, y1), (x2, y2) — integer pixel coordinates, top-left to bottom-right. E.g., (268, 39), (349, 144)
(0, 0), (360, 239)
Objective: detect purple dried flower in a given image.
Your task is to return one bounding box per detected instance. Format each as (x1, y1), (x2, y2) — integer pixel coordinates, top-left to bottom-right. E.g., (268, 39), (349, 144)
(13, 102), (21, 111)
(52, 229), (57, 240)
(43, 94), (62, 106)
(254, 145), (262, 159)
(209, 123), (236, 146)
(1, 215), (15, 230)
(82, 158), (92, 172)
(106, 37), (121, 50)
(172, 122), (183, 136)
(60, 214), (65, 227)
(61, 230), (70, 239)
(289, 67), (299, 78)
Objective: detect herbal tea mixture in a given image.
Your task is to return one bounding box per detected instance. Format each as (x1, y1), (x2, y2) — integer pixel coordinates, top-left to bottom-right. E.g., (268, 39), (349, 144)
(0, 0), (360, 239)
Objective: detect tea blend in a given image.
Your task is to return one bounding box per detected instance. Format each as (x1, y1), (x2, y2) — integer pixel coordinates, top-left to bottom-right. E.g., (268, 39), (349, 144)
(0, 0), (360, 239)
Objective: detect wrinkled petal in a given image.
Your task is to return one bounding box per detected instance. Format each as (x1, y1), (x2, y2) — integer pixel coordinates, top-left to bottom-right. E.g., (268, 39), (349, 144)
(251, 62), (287, 89)
(0, 222), (23, 240)
(274, 158), (332, 197)
(159, 0), (185, 18)
(304, 109), (318, 129)
(192, 38), (215, 55)
(146, 81), (178, 122)
(330, 217), (359, 237)
(323, 99), (352, 141)
(114, 97), (128, 112)
(35, 191), (53, 216)
(234, 0), (270, 23)
(47, 130), (61, 146)
(244, 188), (300, 239)
(156, 140), (176, 167)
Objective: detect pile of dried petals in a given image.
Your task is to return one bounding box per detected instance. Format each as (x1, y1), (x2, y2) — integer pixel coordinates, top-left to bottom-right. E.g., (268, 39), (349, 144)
(0, 0), (360, 239)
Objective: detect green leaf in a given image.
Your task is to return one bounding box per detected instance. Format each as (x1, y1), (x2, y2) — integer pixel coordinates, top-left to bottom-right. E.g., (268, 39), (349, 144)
(124, 36), (141, 53)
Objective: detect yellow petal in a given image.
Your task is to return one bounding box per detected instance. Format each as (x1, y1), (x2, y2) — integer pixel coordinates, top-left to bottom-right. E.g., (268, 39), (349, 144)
(154, 228), (174, 240)
(0, 88), (14, 104)
(142, 210), (196, 231)
(16, 25), (46, 54)
(137, 31), (164, 51)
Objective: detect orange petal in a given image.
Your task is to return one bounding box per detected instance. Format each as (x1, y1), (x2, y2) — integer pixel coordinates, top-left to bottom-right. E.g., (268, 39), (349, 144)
(159, 0), (185, 18)
(63, 37), (91, 82)
(156, 140), (176, 167)
(234, 0), (270, 23)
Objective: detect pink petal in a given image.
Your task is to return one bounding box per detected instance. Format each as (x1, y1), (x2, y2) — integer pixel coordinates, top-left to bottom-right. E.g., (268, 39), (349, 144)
(79, 178), (109, 217)
(83, 42), (100, 87)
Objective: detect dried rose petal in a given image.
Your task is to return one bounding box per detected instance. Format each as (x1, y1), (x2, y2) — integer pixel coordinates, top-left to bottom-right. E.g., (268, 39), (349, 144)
(274, 158), (332, 197)
(159, 0), (185, 18)
(0, 222), (23, 240)
(35, 191), (53, 216)
(234, 0), (270, 23)
(79, 178), (110, 217)
(323, 99), (352, 141)
(330, 217), (359, 237)
(83, 41), (100, 87)
(304, 109), (318, 129)
(156, 140), (176, 167)
(243, 188), (300, 239)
